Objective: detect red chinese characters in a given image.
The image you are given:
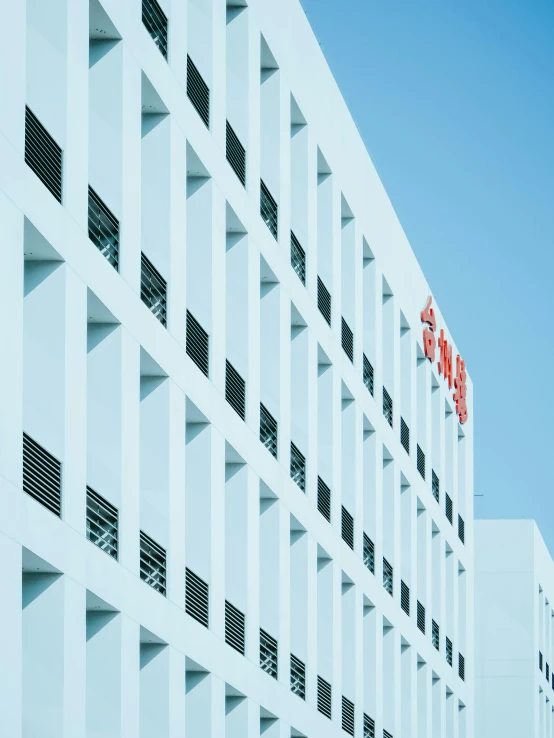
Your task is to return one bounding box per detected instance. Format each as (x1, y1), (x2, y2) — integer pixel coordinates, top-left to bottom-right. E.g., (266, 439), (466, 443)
(453, 355), (468, 424)
(420, 296), (436, 362)
(438, 329), (453, 389)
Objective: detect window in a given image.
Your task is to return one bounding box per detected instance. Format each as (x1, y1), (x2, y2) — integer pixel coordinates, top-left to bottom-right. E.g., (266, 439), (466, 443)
(225, 600), (245, 654)
(88, 187), (119, 269)
(23, 432), (62, 517)
(417, 600), (426, 634)
(363, 354), (374, 397)
(260, 179), (278, 239)
(400, 417), (410, 454)
(342, 506), (354, 550)
(401, 580), (410, 615)
(432, 620), (440, 651)
(25, 107), (63, 202)
(364, 714), (375, 738)
(226, 120), (246, 186)
(187, 55), (210, 128)
(186, 310), (209, 376)
(342, 696), (355, 737)
(445, 493), (453, 524)
(317, 276), (332, 326)
(383, 558), (393, 596)
(363, 533), (375, 574)
(342, 317), (354, 362)
(290, 442), (306, 491)
(225, 360), (246, 420)
(260, 403), (278, 457)
(141, 252), (167, 326)
(86, 486), (118, 559)
(290, 654), (306, 699)
(417, 444), (425, 480)
(540, 651), (544, 672)
(260, 629), (278, 678)
(459, 652), (465, 681)
(142, 0), (168, 57)
(290, 231), (306, 285)
(547, 663), (550, 682)
(317, 476), (331, 522)
(185, 567), (209, 628)
(432, 470), (440, 503)
(317, 676), (332, 719)
(382, 387), (393, 427)
(458, 514), (465, 544)
(446, 637), (453, 666)
(139, 531), (166, 596)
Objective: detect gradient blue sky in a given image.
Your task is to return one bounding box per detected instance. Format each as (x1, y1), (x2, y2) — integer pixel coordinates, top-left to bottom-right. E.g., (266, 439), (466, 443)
(300, 0), (554, 550)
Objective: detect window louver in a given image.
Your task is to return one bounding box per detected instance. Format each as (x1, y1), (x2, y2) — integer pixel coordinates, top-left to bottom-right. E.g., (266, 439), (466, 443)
(86, 486), (118, 559)
(458, 514), (465, 544)
(260, 179), (278, 239)
(539, 651), (543, 671)
(317, 676), (332, 719)
(383, 557), (393, 596)
(363, 354), (374, 396)
(226, 120), (246, 186)
(317, 476), (331, 522)
(317, 276), (332, 326)
(401, 580), (410, 615)
(260, 403), (278, 457)
(417, 600), (426, 634)
(547, 663), (550, 682)
(382, 386), (393, 427)
(187, 55), (210, 128)
(88, 187), (119, 269)
(290, 654), (306, 699)
(142, 0), (168, 58)
(342, 506), (354, 550)
(551, 668), (553, 690)
(141, 252), (167, 326)
(185, 567), (209, 628)
(342, 317), (354, 363)
(417, 444), (426, 480)
(446, 636), (453, 666)
(260, 629), (278, 679)
(139, 531), (166, 596)
(25, 107), (63, 202)
(364, 714), (376, 738)
(432, 619), (440, 651)
(225, 600), (245, 654)
(363, 533), (375, 574)
(186, 310), (209, 376)
(342, 696), (355, 737)
(23, 433), (62, 516)
(445, 493), (453, 524)
(400, 417), (410, 454)
(432, 470), (440, 503)
(225, 360), (246, 420)
(459, 652), (465, 681)
(290, 231), (306, 285)
(290, 442), (306, 491)
(383, 731), (393, 738)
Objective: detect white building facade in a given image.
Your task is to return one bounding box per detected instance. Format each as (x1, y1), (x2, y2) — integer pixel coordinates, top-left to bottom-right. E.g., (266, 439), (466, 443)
(0, 0), (474, 736)
(476, 520), (554, 737)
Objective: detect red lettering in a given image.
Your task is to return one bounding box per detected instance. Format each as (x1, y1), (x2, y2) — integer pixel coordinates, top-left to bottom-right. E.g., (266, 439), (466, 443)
(423, 327), (436, 362)
(438, 329), (453, 389)
(453, 355), (468, 424)
(420, 295), (437, 332)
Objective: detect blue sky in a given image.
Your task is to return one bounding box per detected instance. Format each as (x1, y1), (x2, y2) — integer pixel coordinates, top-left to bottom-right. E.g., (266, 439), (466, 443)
(300, 0), (554, 550)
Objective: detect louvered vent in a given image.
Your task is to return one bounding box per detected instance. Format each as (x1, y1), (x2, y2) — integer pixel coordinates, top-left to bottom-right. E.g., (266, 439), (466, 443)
(458, 514), (465, 544)
(139, 531), (166, 596)
(342, 506), (354, 550)
(187, 55), (210, 128)
(446, 636), (453, 666)
(290, 231), (306, 285)
(417, 600), (426, 634)
(317, 276), (332, 326)
(342, 696), (355, 737)
(226, 120), (246, 186)
(363, 533), (375, 574)
(364, 714), (376, 738)
(432, 470), (440, 503)
(25, 107), (63, 202)
(445, 493), (453, 524)
(383, 731), (393, 738)
(459, 652), (465, 681)
(185, 567), (209, 628)
(290, 654), (306, 699)
(260, 629), (278, 679)
(186, 310), (209, 376)
(551, 668), (553, 690)
(342, 317), (354, 363)
(225, 360), (246, 420)
(260, 403), (278, 457)
(432, 619), (440, 651)
(401, 580), (410, 615)
(363, 354), (374, 396)
(417, 444), (426, 480)
(382, 386), (393, 427)
(88, 187), (119, 269)
(225, 600), (245, 654)
(383, 557), (393, 596)
(317, 676), (332, 719)
(539, 651), (543, 671)
(22, 433), (62, 517)
(86, 486), (118, 558)
(546, 663), (550, 682)
(141, 252), (167, 326)
(142, 0), (168, 58)
(290, 442), (306, 491)
(317, 476), (331, 522)
(260, 179), (278, 239)
(400, 417), (410, 454)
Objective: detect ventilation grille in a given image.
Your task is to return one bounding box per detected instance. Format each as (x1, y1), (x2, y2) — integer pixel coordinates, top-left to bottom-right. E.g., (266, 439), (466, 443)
(186, 567), (209, 628)
(317, 476), (331, 522)
(363, 354), (374, 396)
(342, 506), (354, 550)
(417, 444), (426, 480)
(432, 619), (440, 651)
(290, 442), (306, 491)
(86, 486), (118, 559)
(400, 417), (410, 454)
(539, 651), (543, 671)
(445, 493), (453, 524)
(363, 533), (375, 574)
(432, 470), (440, 503)
(383, 557), (393, 596)
(22, 433), (62, 516)
(342, 317), (354, 362)
(187, 55), (210, 127)
(417, 600), (426, 634)
(317, 276), (332, 325)
(142, 0), (168, 58)
(88, 187), (119, 269)
(459, 652), (465, 681)
(551, 668), (553, 690)
(260, 403), (278, 457)
(384, 731), (393, 738)
(342, 696), (355, 737)
(260, 629), (278, 679)
(260, 179), (278, 239)
(382, 387), (393, 427)
(458, 514), (465, 544)
(546, 663), (550, 682)
(364, 714), (376, 738)
(225, 600), (245, 654)
(290, 231), (306, 285)
(186, 310), (209, 376)
(401, 580), (410, 615)
(317, 676), (332, 719)
(139, 531), (166, 596)
(226, 120), (246, 185)
(225, 360), (246, 420)
(446, 636), (453, 666)
(141, 252), (167, 326)
(25, 107), (62, 202)
(290, 654), (306, 699)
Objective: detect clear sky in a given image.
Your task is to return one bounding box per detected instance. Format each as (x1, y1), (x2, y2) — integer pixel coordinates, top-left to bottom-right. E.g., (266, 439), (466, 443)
(299, 0), (554, 549)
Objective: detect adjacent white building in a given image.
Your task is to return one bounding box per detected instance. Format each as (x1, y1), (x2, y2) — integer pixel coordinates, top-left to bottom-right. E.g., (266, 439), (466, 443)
(0, 0), (474, 736)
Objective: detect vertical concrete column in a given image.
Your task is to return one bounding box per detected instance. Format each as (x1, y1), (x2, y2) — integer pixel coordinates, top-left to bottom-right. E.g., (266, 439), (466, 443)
(247, 230), (261, 431)
(305, 128), (318, 300)
(278, 502), (291, 689)
(168, 646), (186, 738)
(247, 699), (260, 738)
(246, 467), (260, 663)
(331, 363), (342, 524)
(210, 0), (226, 151)
(354, 585), (364, 737)
(211, 676), (226, 738)
(169, 0), (187, 89)
(330, 173), (342, 331)
(279, 291), (291, 475)
(0, 0), (25, 152)
(211, 186), (227, 394)
(332, 561), (342, 722)
(168, 382), (186, 606)
(305, 330), (318, 506)
(121, 615), (140, 737)
(168, 120), (187, 347)
(0, 534), (22, 738)
(374, 612), (384, 734)
(306, 534), (318, 708)
(63, 578), (86, 738)
(246, 8), (261, 208)
(211, 429), (226, 640)
(278, 74), (291, 254)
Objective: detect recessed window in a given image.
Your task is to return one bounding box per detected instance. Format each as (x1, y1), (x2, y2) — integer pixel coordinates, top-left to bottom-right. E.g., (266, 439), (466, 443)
(226, 120), (246, 185)
(187, 55), (210, 128)
(25, 107), (63, 202)
(290, 654), (306, 699)
(317, 276), (332, 326)
(142, 0), (168, 58)
(341, 317), (354, 363)
(88, 187), (119, 269)
(432, 619), (440, 651)
(317, 675), (332, 719)
(290, 231), (306, 285)
(382, 387), (393, 427)
(186, 567), (209, 628)
(225, 600), (245, 654)
(290, 442), (306, 491)
(260, 179), (278, 239)
(317, 476), (331, 522)
(225, 360), (246, 420)
(260, 403), (278, 457)
(260, 629), (278, 679)
(86, 486), (118, 559)
(364, 714), (375, 738)
(363, 354), (374, 396)
(417, 600), (426, 634)
(383, 557), (393, 596)
(401, 580), (410, 615)
(141, 252), (167, 326)
(23, 432), (62, 517)
(432, 470), (440, 503)
(342, 696), (355, 737)
(139, 531), (166, 596)
(342, 505), (354, 550)
(417, 444), (426, 480)
(363, 533), (375, 574)
(400, 417), (410, 454)
(186, 310), (209, 376)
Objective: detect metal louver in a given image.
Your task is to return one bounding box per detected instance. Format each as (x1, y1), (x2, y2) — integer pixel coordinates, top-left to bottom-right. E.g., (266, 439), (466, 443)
(25, 107), (63, 202)
(225, 360), (246, 420)
(88, 187), (119, 269)
(400, 417), (410, 454)
(187, 55), (210, 128)
(446, 493), (453, 524)
(432, 470), (440, 503)
(86, 486), (118, 558)
(290, 231), (306, 285)
(225, 600), (245, 654)
(260, 179), (278, 239)
(260, 629), (278, 678)
(141, 252), (167, 326)
(540, 651), (543, 671)
(290, 654), (306, 699)
(185, 567), (209, 627)
(22, 433), (62, 516)
(364, 714), (376, 738)
(342, 696), (355, 737)
(383, 557), (393, 596)
(446, 636), (453, 666)
(342, 317), (354, 362)
(417, 600), (426, 634)
(142, 0), (168, 58)
(363, 533), (375, 574)
(226, 120), (246, 185)
(417, 444), (426, 480)
(432, 619), (440, 651)
(186, 310), (209, 376)
(546, 662), (550, 682)
(383, 731), (393, 738)
(290, 442), (306, 491)
(317, 675), (332, 719)
(382, 386), (393, 427)
(401, 580), (410, 615)
(317, 476), (331, 522)
(260, 403), (278, 457)
(317, 276), (332, 325)
(363, 353), (374, 396)
(551, 668), (553, 690)
(458, 514), (465, 544)
(459, 652), (465, 681)
(342, 506), (354, 550)
(139, 531), (166, 596)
